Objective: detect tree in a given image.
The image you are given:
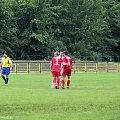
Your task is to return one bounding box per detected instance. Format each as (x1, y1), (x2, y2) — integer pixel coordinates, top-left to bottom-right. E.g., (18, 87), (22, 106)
(0, 0), (18, 58)
(0, 0), (120, 60)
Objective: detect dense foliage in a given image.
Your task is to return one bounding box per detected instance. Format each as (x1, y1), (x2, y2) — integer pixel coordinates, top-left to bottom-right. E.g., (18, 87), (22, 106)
(0, 0), (120, 61)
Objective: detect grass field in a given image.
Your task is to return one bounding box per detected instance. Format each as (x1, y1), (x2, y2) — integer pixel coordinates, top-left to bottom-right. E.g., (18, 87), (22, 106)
(0, 73), (120, 120)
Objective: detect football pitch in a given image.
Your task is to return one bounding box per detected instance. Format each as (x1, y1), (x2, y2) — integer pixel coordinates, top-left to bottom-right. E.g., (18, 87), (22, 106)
(0, 73), (120, 120)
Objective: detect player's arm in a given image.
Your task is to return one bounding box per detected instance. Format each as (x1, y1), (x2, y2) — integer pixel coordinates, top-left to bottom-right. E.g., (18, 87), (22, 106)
(62, 62), (68, 66)
(0, 63), (2, 71)
(50, 59), (53, 70)
(9, 58), (12, 71)
(10, 63), (12, 71)
(70, 58), (73, 69)
(60, 59), (63, 71)
(0, 60), (2, 71)
(62, 58), (68, 66)
(62, 61), (69, 66)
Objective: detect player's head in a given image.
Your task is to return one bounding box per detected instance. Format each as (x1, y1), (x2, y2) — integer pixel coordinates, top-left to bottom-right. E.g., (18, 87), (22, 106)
(54, 51), (59, 57)
(3, 52), (8, 58)
(63, 51), (68, 56)
(60, 51), (63, 57)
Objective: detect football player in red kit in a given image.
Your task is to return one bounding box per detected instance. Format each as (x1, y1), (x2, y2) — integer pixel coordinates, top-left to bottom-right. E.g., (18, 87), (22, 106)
(59, 51), (64, 59)
(61, 51), (73, 89)
(51, 52), (62, 89)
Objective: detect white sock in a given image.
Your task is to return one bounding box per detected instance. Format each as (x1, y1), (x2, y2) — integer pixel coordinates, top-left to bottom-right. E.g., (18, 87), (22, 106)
(51, 78), (54, 88)
(60, 78), (63, 87)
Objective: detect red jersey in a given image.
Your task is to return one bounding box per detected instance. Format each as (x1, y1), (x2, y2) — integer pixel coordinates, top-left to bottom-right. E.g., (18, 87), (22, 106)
(62, 56), (72, 70)
(51, 56), (62, 72)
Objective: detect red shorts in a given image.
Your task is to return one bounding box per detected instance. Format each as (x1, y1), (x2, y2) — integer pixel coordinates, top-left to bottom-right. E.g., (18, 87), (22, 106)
(61, 69), (72, 77)
(52, 71), (60, 77)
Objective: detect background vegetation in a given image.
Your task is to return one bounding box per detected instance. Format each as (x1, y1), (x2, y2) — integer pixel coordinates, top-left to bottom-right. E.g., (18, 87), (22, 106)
(0, 0), (120, 60)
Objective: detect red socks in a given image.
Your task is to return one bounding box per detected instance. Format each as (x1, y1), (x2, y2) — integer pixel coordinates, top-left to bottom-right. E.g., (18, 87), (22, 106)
(67, 80), (70, 88)
(54, 78), (70, 88)
(53, 77), (57, 86)
(62, 79), (65, 88)
(54, 78), (60, 88)
(57, 78), (60, 88)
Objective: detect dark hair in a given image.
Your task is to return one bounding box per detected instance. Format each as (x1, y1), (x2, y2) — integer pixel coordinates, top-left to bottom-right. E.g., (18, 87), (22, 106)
(4, 52), (8, 56)
(64, 51), (68, 55)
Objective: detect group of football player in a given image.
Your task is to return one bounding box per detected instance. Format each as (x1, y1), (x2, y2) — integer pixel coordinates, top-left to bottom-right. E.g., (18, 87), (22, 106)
(50, 51), (73, 89)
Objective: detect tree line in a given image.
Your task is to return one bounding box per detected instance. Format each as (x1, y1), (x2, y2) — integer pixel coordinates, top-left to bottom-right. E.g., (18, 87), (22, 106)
(0, 0), (120, 61)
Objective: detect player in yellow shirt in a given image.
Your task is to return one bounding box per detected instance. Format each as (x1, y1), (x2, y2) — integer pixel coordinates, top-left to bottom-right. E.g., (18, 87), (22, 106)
(0, 52), (12, 84)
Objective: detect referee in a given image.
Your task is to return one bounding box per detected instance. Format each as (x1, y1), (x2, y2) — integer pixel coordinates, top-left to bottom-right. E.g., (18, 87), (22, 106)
(0, 52), (12, 84)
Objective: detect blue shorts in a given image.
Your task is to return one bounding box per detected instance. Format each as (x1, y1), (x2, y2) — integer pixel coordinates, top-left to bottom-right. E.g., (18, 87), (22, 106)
(1, 67), (10, 75)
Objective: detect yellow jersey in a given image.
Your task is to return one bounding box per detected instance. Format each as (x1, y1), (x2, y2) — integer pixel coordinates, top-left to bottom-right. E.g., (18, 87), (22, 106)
(1, 57), (12, 68)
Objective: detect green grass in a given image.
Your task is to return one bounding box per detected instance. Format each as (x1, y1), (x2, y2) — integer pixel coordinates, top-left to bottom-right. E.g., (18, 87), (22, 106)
(0, 73), (120, 120)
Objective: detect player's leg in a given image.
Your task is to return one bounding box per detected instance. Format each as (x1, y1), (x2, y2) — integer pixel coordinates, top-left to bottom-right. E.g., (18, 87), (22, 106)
(61, 76), (65, 89)
(51, 71), (54, 88)
(60, 69), (63, 87)
(60, 77), (62, 87)
(67, 69), (72, 88)
(5, 68), (10, 84)
(53, 77), (57, 87)
(54, 72), (60, 89)
(5, 74), (9, 84)
(62, 77), (65, 89)
(57, 76), (60, 89)
(56, 72), (60, 89)
(52, 71), (57, 88)
(51, 77), (54, 88)
(1, 68), (6, 82)
(1, 74), (5, 81)
(55, 77), (59, 89)
(57, 77), (60, 88)
(67, 76), (71, 88)
(61, 69), (66, 89)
